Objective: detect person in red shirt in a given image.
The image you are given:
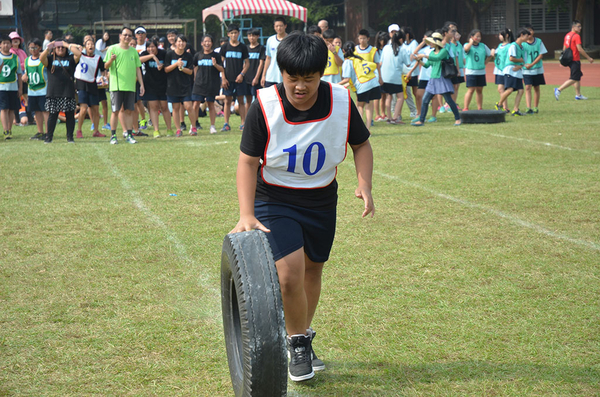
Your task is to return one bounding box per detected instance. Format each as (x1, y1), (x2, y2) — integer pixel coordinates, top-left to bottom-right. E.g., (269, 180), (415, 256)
(555, 20), (594, 100)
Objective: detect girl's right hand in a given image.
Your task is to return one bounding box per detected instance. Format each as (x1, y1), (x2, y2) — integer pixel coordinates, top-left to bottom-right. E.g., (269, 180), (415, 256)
(230, 216), (271, 234)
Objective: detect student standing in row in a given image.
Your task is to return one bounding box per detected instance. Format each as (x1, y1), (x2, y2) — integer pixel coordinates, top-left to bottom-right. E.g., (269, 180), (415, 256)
(498, 28), (530, 116)
(462, 29), (491, 111)
(23, 39), (49, 140)
(522, 24), (547, 113)
(40, 39), (81, 143)
(320, 29), (344, 85)
(192, 34), (224, 135)
(379, 30), (407, 124)
(139, 38), (173, 138)
(220, 24), (249, 132)
(165, 35), (194, 137)
(75, 36), (105, 138)
(244, 28), (265, 110)
(492, 28), (513, 112)
(262, 17), (288, 88)
(0, 34), (22, 140)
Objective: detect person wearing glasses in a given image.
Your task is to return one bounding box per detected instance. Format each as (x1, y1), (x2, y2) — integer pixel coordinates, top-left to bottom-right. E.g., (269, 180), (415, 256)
(104, 26), (145, 144)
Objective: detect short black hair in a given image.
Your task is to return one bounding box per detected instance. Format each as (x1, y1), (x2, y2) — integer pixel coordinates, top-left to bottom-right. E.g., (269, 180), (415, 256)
(202, 34), (215, 46)
(227, 24), (240, 33)
(444, 21), (458, 28)
(523, 23), (533, 30)
(572, 20), (581, 26)
(247, 28), (260, 36)
(358, 29), (370, 38)
(404, 26), (414, 41)
(176, 34), (188, 43)
(167, 29), (178, 35)
(28, 38), (43, 48)
(307, 25), (321, 35)
(516, 27), (530, 37)
(219, 37), (228, 45)
(1, 34), (12, 44)
(121, 26), (133, 35)
(277, 31), (328, 77)
(322, 29), (336, 40)
(274, 16), (287, 25)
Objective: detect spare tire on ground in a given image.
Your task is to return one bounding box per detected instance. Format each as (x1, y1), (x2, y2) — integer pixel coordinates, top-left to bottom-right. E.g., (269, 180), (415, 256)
(221, 230), (288, 397)
(460, 110), (506, 124)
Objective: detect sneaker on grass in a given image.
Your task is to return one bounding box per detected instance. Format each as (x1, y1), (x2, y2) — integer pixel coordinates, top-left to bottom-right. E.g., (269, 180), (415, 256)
(554, 88), (561, 101)
(221, 123), (231, 132)
(110, 136), (118, 145)
(511, 110), (524, 116)
(153, 131), (161, 138)
(102, 123), (111, 130)
(210, 125), (217, 134)
(93, 131), (106, 137)
(575, 95), (588, 100)
(287, 334), (314, 382)
(526, 108), (534, 114)
(30, 132), (44, 140)
(308, 328), (325, 371)
(126, 134), (137, 144)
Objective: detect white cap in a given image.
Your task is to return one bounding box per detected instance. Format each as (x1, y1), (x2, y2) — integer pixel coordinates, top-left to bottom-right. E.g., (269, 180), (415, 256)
(388, 24), (400, 34)
(135, 26), (146, 34)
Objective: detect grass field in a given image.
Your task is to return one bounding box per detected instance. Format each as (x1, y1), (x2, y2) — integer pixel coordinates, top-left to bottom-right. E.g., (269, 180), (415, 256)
(1, 85), (599, 396)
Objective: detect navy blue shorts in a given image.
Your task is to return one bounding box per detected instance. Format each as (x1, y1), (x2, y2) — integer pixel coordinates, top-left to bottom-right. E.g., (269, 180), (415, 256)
(250, 84), (260, 97)
(191, 94), (215, 103)
(504, 75), (524, 91)
(0, 90), (20, 110)
(418, 79), (429, 89)
(143, 92), (167, 101)
(523, 74), (546, 87)
(167, 95), (192, 104)
(356, 86), (381, 103)
(494, 74), (504, 85)
(78, 90), (100, 106)
(264, 81), (277, 88)
(28, 95), (46, 112)
(466, 74), (487, 88)
(406, 75), (419, 87)
(254, 201), (336, 263)
(381, 83), (403, 94)
(450, 75), (465, 85)
(223, 81), (249, 97)
(98, 88), (107, 102)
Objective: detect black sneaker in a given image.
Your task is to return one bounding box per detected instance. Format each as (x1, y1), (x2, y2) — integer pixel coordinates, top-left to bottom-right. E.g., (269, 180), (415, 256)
(133, 130), (149, 137)
(308, 328), (325, 371)
(30, 132), (44, 140)
(180, 122), (186, 131)
(287, 334), (314, 382)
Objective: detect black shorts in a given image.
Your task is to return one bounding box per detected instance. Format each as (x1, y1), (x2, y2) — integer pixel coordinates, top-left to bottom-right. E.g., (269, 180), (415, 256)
(0, 91), (20, 111)
(406, 75), (419, 87)
(254, 201), (336, 263)
(356, 86), (381, 103)
(381, 83), (403, 94)
(569, 61), (583, 81)
(466, 74), (486, 88)
(98, 88), (107, 102)
(110, 91), (136, 112)
(418, 79), (429, 89)
(494, 74), (504, 85)
(451, 75), (464, 85)
(27, 95), (46, 112)
(523, 74), (546, 86)
(504, 75), (524, 91)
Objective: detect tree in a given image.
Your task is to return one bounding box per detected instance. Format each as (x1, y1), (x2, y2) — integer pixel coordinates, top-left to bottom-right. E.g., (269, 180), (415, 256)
(14, 0), (46, 41)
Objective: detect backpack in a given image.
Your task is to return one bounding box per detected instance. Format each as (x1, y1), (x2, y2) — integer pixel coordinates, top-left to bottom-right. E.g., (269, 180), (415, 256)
(559, 47), (573, 67)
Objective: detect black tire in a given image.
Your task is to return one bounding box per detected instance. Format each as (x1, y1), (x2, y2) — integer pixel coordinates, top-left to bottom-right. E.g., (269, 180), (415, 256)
(221, 230), (288, 397)
(460, 110), (506, 124)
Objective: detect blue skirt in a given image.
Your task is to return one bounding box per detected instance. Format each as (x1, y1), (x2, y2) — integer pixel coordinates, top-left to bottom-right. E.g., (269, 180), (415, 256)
(425, 77), (454, 95)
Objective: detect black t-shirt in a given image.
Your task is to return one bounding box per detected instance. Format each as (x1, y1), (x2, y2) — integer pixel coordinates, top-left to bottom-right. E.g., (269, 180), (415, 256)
(246, 44), (266, 86)
(220, 41), (249, 83)
(47, 53), (77, 98)
(192, 51), (222, 97)
(75, 54), (105, 95)
(240, 81), (370, 210)
(141, 49), (167, 96)
(165, 50), (194, 97)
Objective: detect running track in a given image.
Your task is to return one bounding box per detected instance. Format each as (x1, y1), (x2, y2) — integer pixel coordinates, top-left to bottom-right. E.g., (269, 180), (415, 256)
(485, 60), (600, 87)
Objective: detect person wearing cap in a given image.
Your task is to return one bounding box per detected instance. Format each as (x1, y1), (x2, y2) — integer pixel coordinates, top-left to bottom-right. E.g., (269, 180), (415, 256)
(134, 26), (149, 133)
(411, 31), (461, 126)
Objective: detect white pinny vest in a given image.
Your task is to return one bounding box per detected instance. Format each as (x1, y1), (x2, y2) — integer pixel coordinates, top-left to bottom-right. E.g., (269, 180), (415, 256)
(74, 54), (101, 83)
(258, 83), (350, 189)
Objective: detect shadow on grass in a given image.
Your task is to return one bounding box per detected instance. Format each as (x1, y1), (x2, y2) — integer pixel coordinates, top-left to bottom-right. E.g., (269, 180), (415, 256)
(289, 360), (600, 395)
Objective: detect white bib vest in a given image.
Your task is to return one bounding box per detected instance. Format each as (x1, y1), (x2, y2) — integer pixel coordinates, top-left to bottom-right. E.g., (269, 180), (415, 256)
(74, 54), (101, 83)
(258, 83), (350, 189)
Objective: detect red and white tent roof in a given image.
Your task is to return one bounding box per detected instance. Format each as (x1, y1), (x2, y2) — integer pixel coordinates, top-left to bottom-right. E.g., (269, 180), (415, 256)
(202, 0), (307, 23)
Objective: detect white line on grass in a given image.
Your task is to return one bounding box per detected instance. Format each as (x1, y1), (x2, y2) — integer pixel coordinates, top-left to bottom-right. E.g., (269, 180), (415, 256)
(477, 132), (600, 155)
(184, 140), (230, 147)
(371, 169), (600, 252)
(94, 146), (221, 317)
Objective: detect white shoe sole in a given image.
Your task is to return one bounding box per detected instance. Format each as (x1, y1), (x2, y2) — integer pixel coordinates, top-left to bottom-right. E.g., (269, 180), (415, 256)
(289, 370), (315, 382)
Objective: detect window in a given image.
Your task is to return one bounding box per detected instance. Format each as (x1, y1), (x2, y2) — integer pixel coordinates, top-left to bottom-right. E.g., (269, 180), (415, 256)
(519, 0), (572, 32)
(480, 0), (507, 35)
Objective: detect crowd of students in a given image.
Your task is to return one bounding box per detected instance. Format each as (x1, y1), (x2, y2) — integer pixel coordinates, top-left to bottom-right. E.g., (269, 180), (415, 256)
(0, 18), (594, 142)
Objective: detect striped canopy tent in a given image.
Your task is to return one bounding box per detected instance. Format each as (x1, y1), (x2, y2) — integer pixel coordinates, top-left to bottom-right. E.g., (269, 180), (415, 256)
(202, 0), (307, 32)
